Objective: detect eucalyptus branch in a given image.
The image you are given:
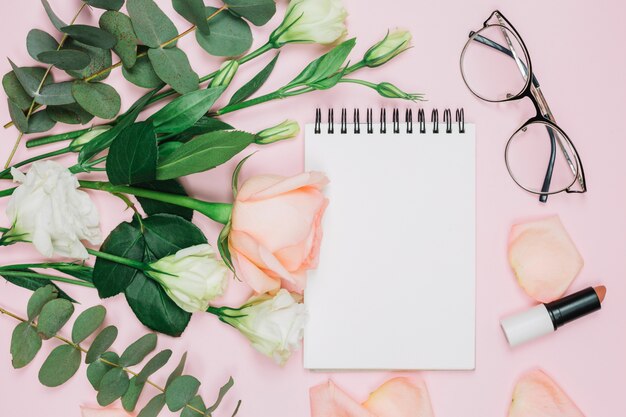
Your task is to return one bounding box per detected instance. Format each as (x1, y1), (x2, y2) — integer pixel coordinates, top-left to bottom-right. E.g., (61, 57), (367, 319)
(3, 2), (88, 169)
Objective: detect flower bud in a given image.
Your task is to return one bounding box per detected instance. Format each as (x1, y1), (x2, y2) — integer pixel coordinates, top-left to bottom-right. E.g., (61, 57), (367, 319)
(147, 244), (229, 313)
(255, 120), (300, 144)
(269, 0), (348, 48)
(376, 82), (423, 101)
(69, 126), (111, 152)
(363, 29), (412, 68)
(211, 60), (239, 89)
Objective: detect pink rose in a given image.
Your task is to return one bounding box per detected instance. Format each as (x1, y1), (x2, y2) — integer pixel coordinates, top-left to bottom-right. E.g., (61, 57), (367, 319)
(230, 171), (329, 294)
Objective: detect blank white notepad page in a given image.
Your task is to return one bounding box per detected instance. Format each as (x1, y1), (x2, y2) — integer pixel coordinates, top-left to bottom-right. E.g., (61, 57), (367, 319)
(304, 122), (476, 370)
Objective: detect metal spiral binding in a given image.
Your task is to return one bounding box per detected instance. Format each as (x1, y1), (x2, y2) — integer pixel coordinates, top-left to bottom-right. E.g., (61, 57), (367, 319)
(314, 108), (466, 134)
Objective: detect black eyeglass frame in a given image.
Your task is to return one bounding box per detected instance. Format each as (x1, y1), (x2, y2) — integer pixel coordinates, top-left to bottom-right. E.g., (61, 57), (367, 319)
(460, 10), (587, 202)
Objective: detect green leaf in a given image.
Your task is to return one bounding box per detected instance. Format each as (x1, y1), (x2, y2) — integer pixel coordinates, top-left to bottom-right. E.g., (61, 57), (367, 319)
(7, 100), (28, 132)
(136, 349), (172, 383)
(72, 81), (121, 119)
(93, 221), (145, 298)
(127, 0), (178, 48)
(228, 53), (278, 105)
(135, 180), (194, 220)
(119, 333), (157, 367)
(122, 376), (145, 411)
(79, 88), (159, 163)
(37, 50), (91, 71)
(148, 47), (199, 94)
(156, 130), (255, 180)
(142, 214), (207, 256)
(3, 71), (33, 110)
(86, 325), (118, 364)
(8, 61), (52, 97)
(86, 0), (125, 11)
(165, 352), (187, 387)
(223, 0), (276, 26)
(99, 11), (138, 69)
(286, 38), (356, 89)
(38, 345), (81, 387)
(122, 52), (162, 88)
(181, 395), (206, 417)
(170, 116), (234, 142)
(106, 121), (157, 185)
(65, 39), (113, 82)
(27, 29), (59, 61)
(10, 322), (42, 368)
(196, 7), (252, 57)
(36, 81), (76, 106)
(26, 110), (56, 133)
(47, 103), (94, 125)
(41, 0), (67, 31)
(206, 377), (234, 414)
(173, 0), (211, 35)
(97, 367), (130, 406)
(37, 298), (74, 339)
(87, 351), (119, 390)
(158, 141), (183, 160)
(61, 25), (117, 49)
(27, 285), (58, 321)
(51, 264), (94, 283)
(72, 305), (106, 344)
(149, 87), (225, 135)
(124, 273), (191, 337)
(217, 222), (234, 273)
(165, 375), (201, 411)
(2, 271), (75, 303)
(137, 393), (166, 417)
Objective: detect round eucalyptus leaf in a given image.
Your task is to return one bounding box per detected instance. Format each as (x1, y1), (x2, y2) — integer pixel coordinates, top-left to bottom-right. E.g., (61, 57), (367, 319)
(37, 298), (74, 339)
(122, 376), (145, 412)
(26, 110), (56, 133)
(86, 0), (125, 12)
(172, 0), (210, 35)
(87, 351), (119, 390)
(8, 60), (53, 97)
(122, 53), (162, 88)
(61, 25), (117, 50)
(223, 0), (276, 26)
(72, 81), (121, 119)
(99, 11), (138, 69)
(127, 0), (178, 48)
(10, 322), (42, 369)
(165, 375), (201, 412)
(37, 50), (91, 71)
(196, 7), (252, 57)
(119, 333), (157, 367)
(65, 39), (112, 82)
(7, 99), (28, 133)
(165, 352), (187, 387)
(72, 305), (106, 344)
(38, 344), (81, 387)
(3, 71), (33, 110)
(27, 29), (59, 62)
(36, 81), (76, 106)
(27, 285), (59, 321)
(86, 325), (118, 364)
(97, 367), (130, 406)
(47, 103), (94, 125)
(136, 349), (172, 383)
(137, 393), (166, 417)
(41, 0), (67, 30)
(147, 47), (199, 94)
(180, 395), (206, 417)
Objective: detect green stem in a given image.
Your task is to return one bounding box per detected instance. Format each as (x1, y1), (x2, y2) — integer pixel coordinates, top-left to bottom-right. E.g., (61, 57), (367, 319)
(26, 128), (91, 148)
(340, 78), (378, 89)
(86, 248), (151, 271)
(78, 180), (233, 225)
(0, 269), (94, 288)
(0, 147), (72, 179)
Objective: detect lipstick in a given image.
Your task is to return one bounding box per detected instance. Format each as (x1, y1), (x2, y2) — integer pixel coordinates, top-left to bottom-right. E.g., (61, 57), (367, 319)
(500, 286), (606, 347)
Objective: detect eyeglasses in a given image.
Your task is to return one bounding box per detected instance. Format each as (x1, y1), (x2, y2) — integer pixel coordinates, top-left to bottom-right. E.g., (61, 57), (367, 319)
(460, 10), (587, 202)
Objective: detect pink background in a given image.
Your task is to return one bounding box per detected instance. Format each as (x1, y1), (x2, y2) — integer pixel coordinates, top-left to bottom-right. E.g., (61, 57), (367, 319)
(1, 0), (624, 416)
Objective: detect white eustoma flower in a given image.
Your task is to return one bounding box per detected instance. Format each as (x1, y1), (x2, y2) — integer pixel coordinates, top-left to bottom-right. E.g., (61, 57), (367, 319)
(148, 244), (230, 313)
(6, 161), (102, 259)
(363, 29), (412, 67)
(223, 289), (307, 365)
(270, 0), (348, 47)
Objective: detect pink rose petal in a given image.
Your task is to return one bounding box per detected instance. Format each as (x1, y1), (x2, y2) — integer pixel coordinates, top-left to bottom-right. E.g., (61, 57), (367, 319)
(310, 381), (376, 417)
(81, 407), (132, 417)
(363, 377), (435, 417)
(508, 216), (583, 302)
(508, 370), (585, 417)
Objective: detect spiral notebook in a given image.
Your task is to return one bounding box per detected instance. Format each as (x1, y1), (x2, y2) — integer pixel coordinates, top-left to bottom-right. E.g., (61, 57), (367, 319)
(304, 108), (476, 370)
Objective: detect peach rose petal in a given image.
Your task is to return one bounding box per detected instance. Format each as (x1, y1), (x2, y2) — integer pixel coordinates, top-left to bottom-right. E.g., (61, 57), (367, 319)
(81, 407), (132, 417)
(508, 216), (583, 302)
(310, 381), (376, 417)
(508, 370), (585, 417)
(363, 377), (434, 417)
